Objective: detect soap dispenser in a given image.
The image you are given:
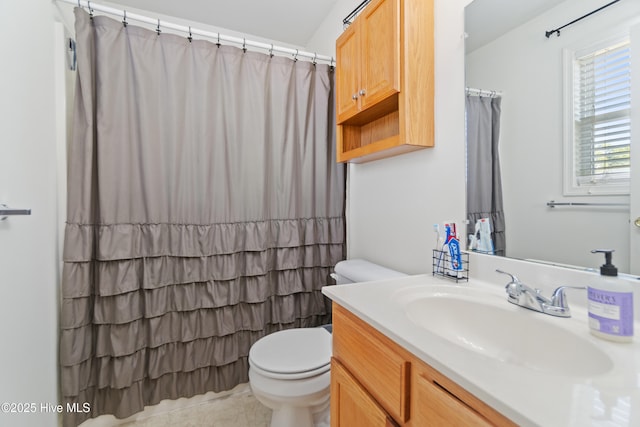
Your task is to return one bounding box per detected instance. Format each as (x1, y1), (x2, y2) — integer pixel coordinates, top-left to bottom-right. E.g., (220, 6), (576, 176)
(588, 249), (634, 342)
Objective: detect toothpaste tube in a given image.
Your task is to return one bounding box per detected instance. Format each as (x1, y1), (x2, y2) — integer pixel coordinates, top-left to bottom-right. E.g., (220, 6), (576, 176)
(445, 223), (463, 273)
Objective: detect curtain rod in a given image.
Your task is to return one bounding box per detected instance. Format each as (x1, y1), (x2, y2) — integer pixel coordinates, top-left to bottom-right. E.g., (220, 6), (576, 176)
(343, 0), (371, 27)
(545, 0), (621, 38)
(466, 87), (502, 98)
(56, 0), (334, 66)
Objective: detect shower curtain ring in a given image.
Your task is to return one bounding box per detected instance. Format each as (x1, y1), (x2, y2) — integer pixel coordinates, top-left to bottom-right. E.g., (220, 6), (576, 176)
(87, 1), (93, 18)
(188, 26), (193, 42)
(242, 38), (246, 53)
(312, 53), (317, 65)
(156, 19), (161, 35)
(122, 10), (127, 27)
(216, 33), (221, 47)
(294, 49), (299, 62)
(269, 44), (274, 57)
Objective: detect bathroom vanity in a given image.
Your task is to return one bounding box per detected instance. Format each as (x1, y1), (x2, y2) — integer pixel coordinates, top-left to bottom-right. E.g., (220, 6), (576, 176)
(322, 262), (640, 426)
(331, 303), (513, 426)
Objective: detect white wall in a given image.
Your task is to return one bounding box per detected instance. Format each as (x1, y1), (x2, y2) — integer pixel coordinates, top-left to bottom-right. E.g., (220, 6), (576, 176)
(308, 0), (472, 275)
(0, 1), (60, 426)
(466, 0), (640, 272)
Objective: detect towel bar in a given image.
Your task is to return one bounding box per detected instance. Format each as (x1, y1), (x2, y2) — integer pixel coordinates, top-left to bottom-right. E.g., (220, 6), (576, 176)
(0, 204), (32, 220)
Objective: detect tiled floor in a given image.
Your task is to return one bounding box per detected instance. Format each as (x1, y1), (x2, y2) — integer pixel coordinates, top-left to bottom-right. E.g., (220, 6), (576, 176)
(79, 384), (272, 427)
(121, 392), (271, 427)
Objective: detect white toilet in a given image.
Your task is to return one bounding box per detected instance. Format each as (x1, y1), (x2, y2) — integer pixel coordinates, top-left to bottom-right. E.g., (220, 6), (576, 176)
(248, 259), (406, 427)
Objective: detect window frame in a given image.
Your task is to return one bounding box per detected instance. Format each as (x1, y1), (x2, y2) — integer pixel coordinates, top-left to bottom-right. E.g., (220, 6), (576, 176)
(562, 34), (631, 196)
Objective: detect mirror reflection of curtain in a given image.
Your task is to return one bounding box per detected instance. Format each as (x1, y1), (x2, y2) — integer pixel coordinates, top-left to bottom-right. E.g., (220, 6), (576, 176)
(60, 9), (345, 426)
(466, 95), (505, 255)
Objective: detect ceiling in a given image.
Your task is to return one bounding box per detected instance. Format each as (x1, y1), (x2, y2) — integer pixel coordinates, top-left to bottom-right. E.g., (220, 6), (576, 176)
(107, 0), (340, 47)
(465, 0), (564, 52)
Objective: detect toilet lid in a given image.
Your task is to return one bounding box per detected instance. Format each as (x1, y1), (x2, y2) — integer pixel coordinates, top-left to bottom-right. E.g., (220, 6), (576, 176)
(249, 328), (332, 375)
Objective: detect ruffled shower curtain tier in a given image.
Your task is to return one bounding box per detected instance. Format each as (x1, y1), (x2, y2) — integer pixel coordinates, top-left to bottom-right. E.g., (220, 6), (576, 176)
(60, 9), (345, 426)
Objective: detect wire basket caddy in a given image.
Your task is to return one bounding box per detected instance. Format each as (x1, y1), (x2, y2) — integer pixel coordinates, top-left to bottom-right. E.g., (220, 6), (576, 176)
(432, 249), (469, 282)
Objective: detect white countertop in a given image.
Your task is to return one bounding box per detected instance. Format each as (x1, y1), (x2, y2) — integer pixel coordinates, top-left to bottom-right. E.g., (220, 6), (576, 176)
(322, 274), (640, 427)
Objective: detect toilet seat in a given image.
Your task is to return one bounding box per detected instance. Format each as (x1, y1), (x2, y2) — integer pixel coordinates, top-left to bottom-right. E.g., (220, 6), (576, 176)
(249, 328), (332, 380)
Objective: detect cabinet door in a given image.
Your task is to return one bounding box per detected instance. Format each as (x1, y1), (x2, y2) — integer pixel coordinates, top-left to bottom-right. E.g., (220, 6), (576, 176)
(411, 362), (516, 427)
(331, 358), (399, 427)
(413, 373), (493, 427)
(332, 304), (410, 422)
(360, 0), (400, 111)
(336, 24), (361, 123)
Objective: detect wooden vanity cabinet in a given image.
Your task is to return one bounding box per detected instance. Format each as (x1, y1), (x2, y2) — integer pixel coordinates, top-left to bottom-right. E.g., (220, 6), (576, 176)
(335, 0), (434, 163)
(331, 303), (517, 427)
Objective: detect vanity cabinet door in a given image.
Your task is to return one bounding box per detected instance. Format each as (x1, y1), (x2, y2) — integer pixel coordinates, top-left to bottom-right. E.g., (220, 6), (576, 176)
(331, 358), (399, 427)
(413, 373), (492, 426)
(411, 363), (516, 427)
(332, 304), (410, 423)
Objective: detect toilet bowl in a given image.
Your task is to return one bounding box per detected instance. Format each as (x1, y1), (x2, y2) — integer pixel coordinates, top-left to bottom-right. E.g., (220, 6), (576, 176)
(249, 328), (332, 427)
(248, 259), (406, 427)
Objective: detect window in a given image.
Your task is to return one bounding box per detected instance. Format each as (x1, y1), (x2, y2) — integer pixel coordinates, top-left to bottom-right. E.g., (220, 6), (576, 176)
(564, 37), (631, 195)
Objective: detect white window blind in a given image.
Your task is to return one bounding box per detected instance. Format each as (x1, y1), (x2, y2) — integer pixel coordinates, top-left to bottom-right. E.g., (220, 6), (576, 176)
(573, 39), (631, 190)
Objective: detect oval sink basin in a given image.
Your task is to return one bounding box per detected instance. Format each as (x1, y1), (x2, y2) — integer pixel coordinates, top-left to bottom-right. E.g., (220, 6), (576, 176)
(403, 287), (614, 377)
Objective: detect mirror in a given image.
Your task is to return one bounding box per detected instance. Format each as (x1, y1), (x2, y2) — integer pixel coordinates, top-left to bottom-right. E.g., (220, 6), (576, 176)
(465, 0), (639, 275)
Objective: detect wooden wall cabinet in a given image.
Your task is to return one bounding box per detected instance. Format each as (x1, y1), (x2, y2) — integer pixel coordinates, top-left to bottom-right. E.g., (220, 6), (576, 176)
(331, 303), (517, 427)
(335, 0), (434, 163)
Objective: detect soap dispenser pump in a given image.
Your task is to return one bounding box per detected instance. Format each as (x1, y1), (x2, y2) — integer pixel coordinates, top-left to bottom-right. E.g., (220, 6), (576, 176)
(587, 249), (634, 342)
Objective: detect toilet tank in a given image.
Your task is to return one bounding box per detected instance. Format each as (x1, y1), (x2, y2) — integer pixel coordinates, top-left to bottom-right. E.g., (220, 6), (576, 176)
(333, 259), (407, 285)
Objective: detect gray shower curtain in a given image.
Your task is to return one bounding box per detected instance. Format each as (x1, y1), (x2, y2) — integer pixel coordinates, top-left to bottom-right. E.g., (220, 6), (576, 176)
(466, 95), (505, 255)
(60, 9), (345, 426)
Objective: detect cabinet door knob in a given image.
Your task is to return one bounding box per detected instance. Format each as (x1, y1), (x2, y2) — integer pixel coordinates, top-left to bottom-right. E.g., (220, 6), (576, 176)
(359, 89), (366, 96)
(352, 93), (358, 100)
(635, 217), (640, 228)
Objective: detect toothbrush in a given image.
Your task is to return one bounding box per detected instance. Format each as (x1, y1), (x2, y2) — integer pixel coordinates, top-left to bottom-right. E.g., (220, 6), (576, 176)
(434, 224), (446, 274)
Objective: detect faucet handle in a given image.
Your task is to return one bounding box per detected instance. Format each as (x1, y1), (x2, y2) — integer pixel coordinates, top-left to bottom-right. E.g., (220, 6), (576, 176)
(496, 269), (524, 301)
(550, 286), (586, 308)
(495, 269), (520, 284)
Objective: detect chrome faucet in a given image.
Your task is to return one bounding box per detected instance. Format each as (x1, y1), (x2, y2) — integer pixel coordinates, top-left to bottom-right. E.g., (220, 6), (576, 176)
(495, 269), (585, 318)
